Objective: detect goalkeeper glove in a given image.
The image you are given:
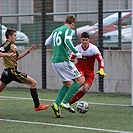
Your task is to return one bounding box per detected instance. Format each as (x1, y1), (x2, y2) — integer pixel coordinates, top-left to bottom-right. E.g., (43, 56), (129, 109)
(96, 68), (107, 76)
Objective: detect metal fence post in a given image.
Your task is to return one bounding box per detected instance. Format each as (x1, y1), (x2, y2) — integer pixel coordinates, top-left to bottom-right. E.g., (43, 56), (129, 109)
(98, 0), (104, 92)
(42, 0), (47, 89)
(118, 12), (122, 49)
(0, 17), (2, 44)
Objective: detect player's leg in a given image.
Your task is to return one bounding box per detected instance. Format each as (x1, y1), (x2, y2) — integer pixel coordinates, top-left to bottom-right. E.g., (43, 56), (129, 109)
(51, 85), (70, 118)
(0, 81), (7, 92)
(54, 61), (84, 112)
(70, 83), (89, 105)
(60, 77), (84, 113)
(10, 68), (49, 111)
(23, 75), (49, 111)
(51, 62), (71, 117)
(62, 76), (84, 104)
(61, 61), (85, 104)
(70, 76), (94, 105)
(0, 69), (12, 92)
(55, 85), (69, 106)
(51, 61), (84, 115)
(51, 62), (71, 106)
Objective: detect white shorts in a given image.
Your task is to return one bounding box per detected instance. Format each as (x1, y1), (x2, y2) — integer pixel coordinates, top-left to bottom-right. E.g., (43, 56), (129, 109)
(52, 61), (81, 81)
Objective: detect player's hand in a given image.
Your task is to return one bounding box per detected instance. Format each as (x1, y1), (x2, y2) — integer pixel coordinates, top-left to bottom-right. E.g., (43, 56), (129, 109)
(6, 53), (15, 57)
(76, 52), (82, 58)
(27, 45), (36, 53)
(96, 68), (107, 76)
(70, 58), (75, 62)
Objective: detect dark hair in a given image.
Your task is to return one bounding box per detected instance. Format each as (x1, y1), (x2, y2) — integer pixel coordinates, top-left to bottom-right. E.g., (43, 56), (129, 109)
(81, 32), (90, 38)
(5, 28), (17, 39)
(64, 15), (76, 24)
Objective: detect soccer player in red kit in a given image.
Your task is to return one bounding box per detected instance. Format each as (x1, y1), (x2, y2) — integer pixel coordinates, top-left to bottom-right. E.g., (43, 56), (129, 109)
(70, 32), (106, 105)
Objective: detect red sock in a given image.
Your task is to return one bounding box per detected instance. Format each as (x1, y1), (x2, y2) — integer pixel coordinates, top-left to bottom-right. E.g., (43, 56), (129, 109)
(70, 90), (85, 105)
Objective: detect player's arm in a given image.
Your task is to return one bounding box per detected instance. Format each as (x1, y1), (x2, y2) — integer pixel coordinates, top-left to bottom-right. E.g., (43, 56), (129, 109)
(0, 52), (14, 57)
(0, 45), (14, 57)
(17, 45), (36, 60)
(64, 29), (82, 58)
(70, 45), (79, 62)
(45, 33), (53, 46)
(64, 29), (77, 54)
(95, 52), (106, 76)
(70, 53), (77, 62)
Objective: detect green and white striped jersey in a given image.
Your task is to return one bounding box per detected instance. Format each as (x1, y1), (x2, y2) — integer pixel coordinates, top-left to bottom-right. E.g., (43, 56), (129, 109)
(45, 25), (78, 63)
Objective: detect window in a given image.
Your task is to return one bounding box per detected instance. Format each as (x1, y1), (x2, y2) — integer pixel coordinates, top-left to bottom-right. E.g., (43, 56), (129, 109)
(0, 0), (33, 23)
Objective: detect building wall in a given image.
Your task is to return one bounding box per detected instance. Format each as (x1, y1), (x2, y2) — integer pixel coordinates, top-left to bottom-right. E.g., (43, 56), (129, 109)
(0, 0), (34, 23)
(0, 0), (131, 23)
(53, 0), (131, 22)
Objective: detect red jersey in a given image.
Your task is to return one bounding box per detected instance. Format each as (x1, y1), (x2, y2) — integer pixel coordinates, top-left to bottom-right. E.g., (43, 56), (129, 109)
(70, 43), (104, 77)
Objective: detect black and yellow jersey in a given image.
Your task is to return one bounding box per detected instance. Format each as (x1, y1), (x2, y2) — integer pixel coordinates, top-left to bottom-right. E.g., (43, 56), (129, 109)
(0, 40), (19, 69)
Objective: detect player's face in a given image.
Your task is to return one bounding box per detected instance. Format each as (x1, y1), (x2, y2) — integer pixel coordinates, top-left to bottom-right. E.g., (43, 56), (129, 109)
(81, 37), (89, 49)
(81, 37), (89, 44)
(8, 32), (17, 43)
(71, 22), (76, 29)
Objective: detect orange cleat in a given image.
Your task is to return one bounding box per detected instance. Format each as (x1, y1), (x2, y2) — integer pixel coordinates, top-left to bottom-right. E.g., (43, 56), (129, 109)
(34, 104), (50, 111)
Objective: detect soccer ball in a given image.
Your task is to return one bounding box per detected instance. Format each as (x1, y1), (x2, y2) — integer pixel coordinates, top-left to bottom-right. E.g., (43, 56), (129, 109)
(76, 101), (89, 114)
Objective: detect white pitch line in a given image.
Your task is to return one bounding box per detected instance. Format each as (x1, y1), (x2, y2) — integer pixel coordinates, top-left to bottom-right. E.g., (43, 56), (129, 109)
(0, 96), (54, 102)
(0, 119), (132, 133)
(88, 102), (131, 107)
(0, 95), (131, 107)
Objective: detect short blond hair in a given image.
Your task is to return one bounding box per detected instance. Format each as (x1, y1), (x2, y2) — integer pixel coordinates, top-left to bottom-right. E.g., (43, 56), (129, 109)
(64, 15), (76, 24)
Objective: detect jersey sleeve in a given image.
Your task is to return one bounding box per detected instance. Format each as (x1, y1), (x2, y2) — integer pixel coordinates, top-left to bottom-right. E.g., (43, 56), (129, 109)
(64, 29), (78, 54)
(0, 46), (5, 52)
(0, 42), (11, 52)
(93, 45), (104, 68)
(95, 53), (104, 68)
(45, 32), (53, 46)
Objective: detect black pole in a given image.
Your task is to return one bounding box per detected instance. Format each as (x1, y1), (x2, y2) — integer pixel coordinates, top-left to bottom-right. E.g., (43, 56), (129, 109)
(118, 12), (122, 49)
(0, 17), (2, 44)
(42, 0), (47, 89)
(98, 0), (104, 92)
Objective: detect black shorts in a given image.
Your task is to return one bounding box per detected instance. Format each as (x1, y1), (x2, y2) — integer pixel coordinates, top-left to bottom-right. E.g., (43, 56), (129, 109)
(0, 67), (27, 84)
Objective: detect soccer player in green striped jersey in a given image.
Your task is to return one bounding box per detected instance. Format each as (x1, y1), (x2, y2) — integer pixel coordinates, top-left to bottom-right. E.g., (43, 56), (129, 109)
(45, 15), (85, 118)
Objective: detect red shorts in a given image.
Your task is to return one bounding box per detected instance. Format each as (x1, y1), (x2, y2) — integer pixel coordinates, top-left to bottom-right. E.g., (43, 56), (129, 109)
(80, 71), (94, 87)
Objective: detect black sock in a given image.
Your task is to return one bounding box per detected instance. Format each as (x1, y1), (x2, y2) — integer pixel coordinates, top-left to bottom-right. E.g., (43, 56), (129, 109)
(30, 88), (40, 108)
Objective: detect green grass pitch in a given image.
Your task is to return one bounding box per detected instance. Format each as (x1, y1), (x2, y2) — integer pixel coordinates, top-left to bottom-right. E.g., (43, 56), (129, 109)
(0, 88), (132, 133)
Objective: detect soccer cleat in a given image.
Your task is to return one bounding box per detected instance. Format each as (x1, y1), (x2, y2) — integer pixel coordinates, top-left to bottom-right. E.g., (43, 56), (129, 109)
(60, 102), (75, 113)
(34, 104), (50, 111)
(51, 103), (62, 118)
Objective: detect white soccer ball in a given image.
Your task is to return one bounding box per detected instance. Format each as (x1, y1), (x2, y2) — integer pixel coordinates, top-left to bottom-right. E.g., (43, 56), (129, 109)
(76, 101), (89, 114)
